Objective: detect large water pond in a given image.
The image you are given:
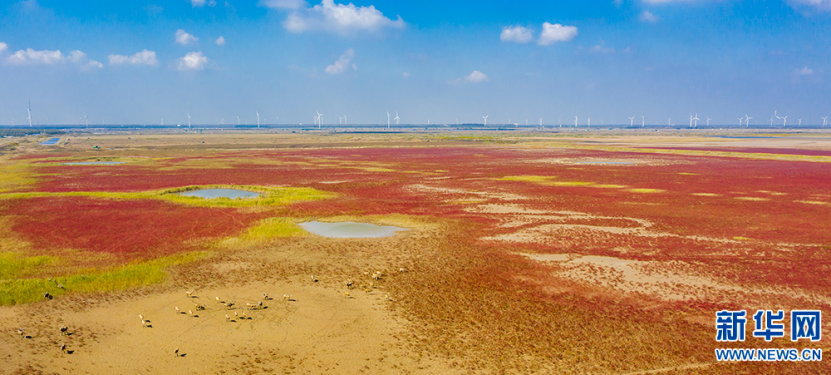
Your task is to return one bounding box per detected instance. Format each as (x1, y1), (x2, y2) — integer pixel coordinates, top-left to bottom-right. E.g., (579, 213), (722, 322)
(299, 221), (407, 238)
(178, 188), (260, 199)
(40, 138), (60, 145)
(63, 161), (124, 166)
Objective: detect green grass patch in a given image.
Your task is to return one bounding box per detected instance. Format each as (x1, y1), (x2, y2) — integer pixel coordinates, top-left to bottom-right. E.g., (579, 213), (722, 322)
(217, 217), (307, 248)
(0, 251), (208, 305)
(0, 252), (56, 280)
(0, 184), (336, 208)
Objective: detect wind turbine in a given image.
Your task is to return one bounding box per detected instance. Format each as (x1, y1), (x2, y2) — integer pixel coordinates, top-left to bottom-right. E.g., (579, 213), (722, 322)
(482, 115), (488, 126)
(84, 115), (88, 127)
(339, 116), (343, 125)
(798, 117), (803, 126)
(187, 113), (191, 128)
(692, 114), (700, 127)
(689, 115), (693, 128)
(162, 118), (164, 126)
(317, 111), (323, 129)
(706, 117), (712, 126)
(574, 116), (578, 127)
(642, 116), (645, 127)
(539, 118), (542, 128)
(738, 117), (743, 127)
(256, 112), (260, 128)
(587, 118), (591, 127)
(344, 115), (347, 125)
(27, 100), (32, 127)
(394, 111), (400, 125)
(777, 113), (788, 127)
(822, 116), (828, 127)
(387, 112), (390, 129)
(628, 116), (635, 127)
(744, 115), (752, 127)
(237, 116), (240, 125)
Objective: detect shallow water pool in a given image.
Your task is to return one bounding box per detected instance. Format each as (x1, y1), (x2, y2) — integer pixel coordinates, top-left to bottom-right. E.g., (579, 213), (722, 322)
(178, 188), (260, 199)
(40, 138), (60, 145)
(299, 221), (406, 238)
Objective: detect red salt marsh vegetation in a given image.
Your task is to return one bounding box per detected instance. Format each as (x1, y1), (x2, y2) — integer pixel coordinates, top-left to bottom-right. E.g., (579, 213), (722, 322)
(2, 132), (830, 374)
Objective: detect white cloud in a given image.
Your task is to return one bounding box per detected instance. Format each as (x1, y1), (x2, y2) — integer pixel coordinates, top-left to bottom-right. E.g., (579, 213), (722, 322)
(260, 0), (307, 9)
(538, 22), (578, 45)
(787, 0), (831, 12)
(279, 0), (404, 35)
(466, 70), (488, 83)
(7, 48), (65, 65)
(640, 10), (660, 23)
(7, 48), (101, 69)
(175, 29), (199, 45)
(0, 42), (7, 53)
(325, 48), (356, 74)
(402, 72), (409, 77)
(794, 66), (814, 75)
(68, 50), (103, 69)
(177, 51), (209, 70)
(216, 36), (226, 46)
(190, 0), (215, 7)
(500, 26), (533, 43)
(108, 50), (158, 66)
(588, 44), (615, 53)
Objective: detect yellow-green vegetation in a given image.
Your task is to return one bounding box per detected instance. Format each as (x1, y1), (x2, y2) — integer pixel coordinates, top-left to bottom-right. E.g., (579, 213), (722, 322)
(217, 217), (307, 248)
(795, 200), (828, 206)
(0, 163), (38, 193)
(498, 176), (631, 189)
(627, 188), (665, 193)
(691, 193), (720, 197)
(677, 172), (699, 175)
(0, 251), (208, 305)
(734, 197), (770, 202)
(0, 252), (56, 280)
(566, 145), (831, 163)
(0, 184), (335, 208)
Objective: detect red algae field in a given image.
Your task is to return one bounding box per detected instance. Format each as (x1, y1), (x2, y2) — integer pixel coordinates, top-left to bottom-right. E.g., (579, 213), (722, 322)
(1, 131), (829, 374)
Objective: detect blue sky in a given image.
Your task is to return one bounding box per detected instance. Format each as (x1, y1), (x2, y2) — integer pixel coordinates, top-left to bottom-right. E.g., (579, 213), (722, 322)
(0, 0), (829, 126)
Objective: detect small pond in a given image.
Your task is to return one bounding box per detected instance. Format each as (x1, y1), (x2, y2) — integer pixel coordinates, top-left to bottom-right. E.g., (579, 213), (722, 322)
(299, 221), (407, 238)
(178, 188), (260, 199)
(576, 161), (635, 165)
(40, 138), (60, 145)
(63, 161), (124, 166)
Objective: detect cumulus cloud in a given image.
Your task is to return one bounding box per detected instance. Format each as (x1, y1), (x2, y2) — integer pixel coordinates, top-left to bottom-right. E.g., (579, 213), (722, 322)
(0, 42), (7, 53)
(277, 0), (404, 35)
(325, 48), (356, 74)
(794, 66), (814, 75)
(640, 10), (660, 23)
(7, 48), (102, 69)
(216, 36), (226, 46)
(175, 29), (199, 45)
(177, 51), (209, 70)
(68, 50), (104, 69)
(538, 22), (578, 45)
(108, 50), (158, 66)
(500, 26), (533, 43)
(260, 0), (307, 9)
(466, 70), (488, 82)
(7, 48), (65, 65)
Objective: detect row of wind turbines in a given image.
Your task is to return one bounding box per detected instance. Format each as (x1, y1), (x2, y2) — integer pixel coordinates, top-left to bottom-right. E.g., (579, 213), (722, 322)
(15, 101), (831, 128)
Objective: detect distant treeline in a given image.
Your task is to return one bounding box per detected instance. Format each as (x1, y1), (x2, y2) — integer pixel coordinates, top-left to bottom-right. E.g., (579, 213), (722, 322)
(0, 128), (65, 137)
